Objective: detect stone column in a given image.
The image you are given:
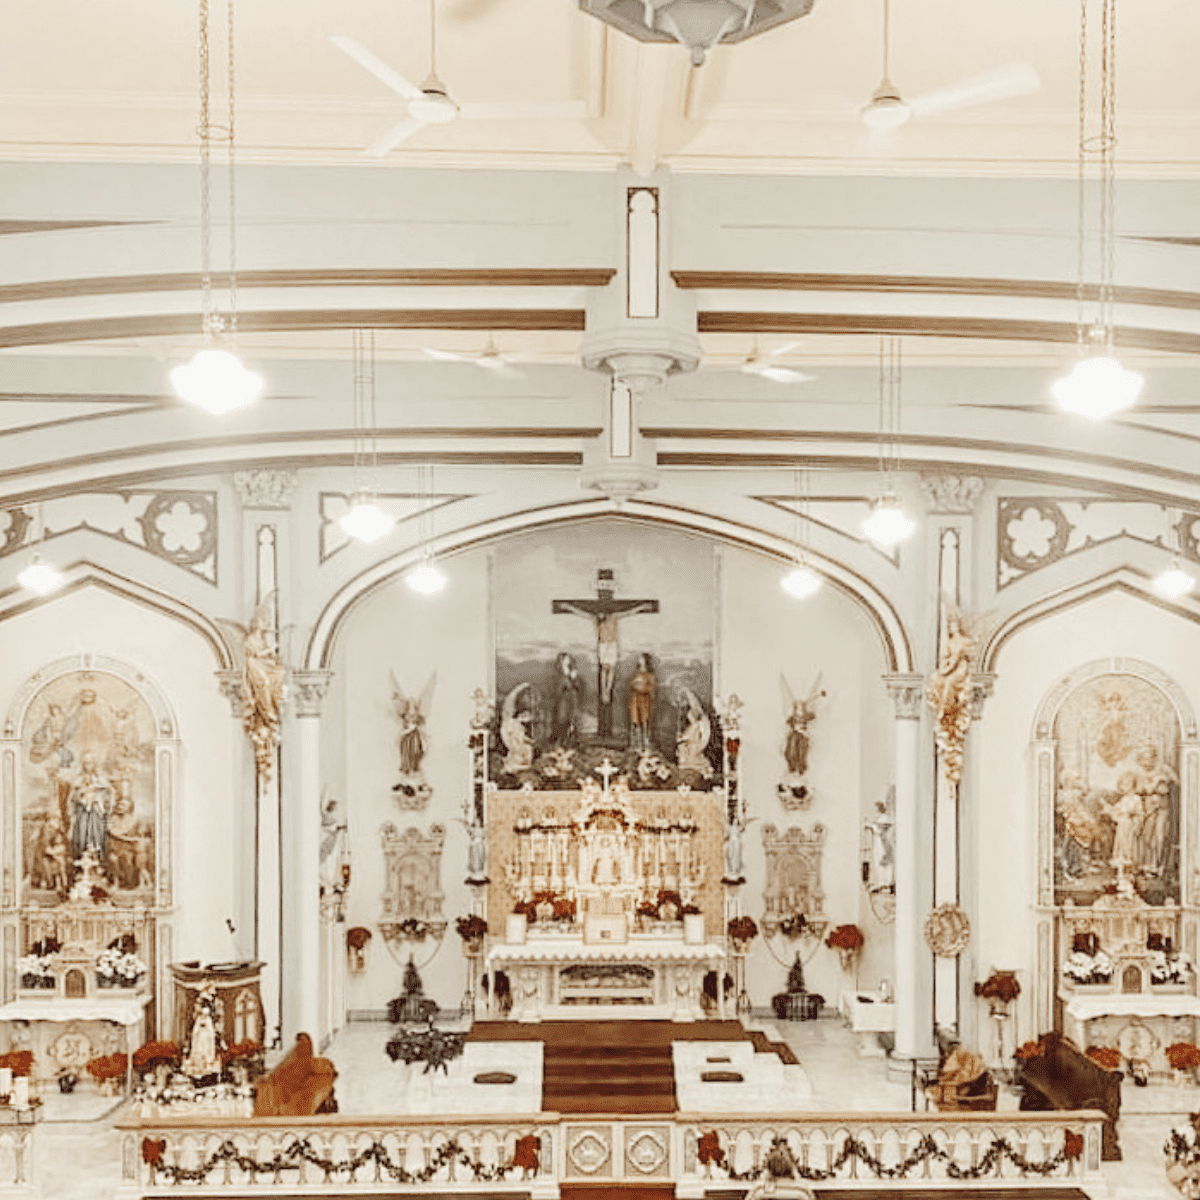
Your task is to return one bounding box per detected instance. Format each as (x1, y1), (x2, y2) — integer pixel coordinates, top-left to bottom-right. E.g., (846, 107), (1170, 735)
(886, 672), (932, 1060)
(285, 671), (330, 1045)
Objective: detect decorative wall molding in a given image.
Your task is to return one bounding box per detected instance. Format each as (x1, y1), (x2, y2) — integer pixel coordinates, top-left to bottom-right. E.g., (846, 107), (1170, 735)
(233, 470), (298, 511)
(0, 490), (217, 583)
(997, 496), (1194, 589)
(379, 823), (446, 956)
(921, 474), (983, 515)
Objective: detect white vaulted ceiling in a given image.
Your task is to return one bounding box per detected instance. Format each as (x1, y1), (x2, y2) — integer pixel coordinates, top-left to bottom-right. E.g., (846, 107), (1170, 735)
(1, 1), (1200, 511)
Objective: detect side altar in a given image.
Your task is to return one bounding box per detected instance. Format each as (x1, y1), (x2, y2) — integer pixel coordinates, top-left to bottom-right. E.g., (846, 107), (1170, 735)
(484, 776), (727, 1021)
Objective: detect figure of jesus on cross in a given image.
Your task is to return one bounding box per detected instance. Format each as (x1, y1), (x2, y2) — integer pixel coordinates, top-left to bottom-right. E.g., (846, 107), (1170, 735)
(553, 568), (659, 740)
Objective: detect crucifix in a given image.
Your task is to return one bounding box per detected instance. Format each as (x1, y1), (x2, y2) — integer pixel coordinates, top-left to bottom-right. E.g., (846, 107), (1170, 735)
(553, 568), (659, 740)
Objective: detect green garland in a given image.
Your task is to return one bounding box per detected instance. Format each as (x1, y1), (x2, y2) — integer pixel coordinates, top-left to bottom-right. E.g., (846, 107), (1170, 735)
(143, 1134), (538, 1186)
(715, 1131), (1082, 1182)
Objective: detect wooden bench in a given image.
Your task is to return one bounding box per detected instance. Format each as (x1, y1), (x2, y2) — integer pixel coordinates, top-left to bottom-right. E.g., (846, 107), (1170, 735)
(1017, 1031), (1121, 1161)
(253, 1033), (338, 1117)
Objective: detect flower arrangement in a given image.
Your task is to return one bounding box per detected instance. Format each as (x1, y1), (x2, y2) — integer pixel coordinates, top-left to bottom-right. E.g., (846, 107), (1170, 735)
(825, 924), (865, 952)
(636, 890), (699, 923)
(778, 913), (809, 939)
(393, 918), (437, 940)
(1014, 1039), (1047, 1062)
(97, 946), (147, 988)
(133, 1041), (182, 1075)
(1085, 1045), (1122, 1070)
(18, 936), (61, 989)
(697, 1129), (726, 1169)
(454, 915), (489, 942)
(514, 891), (576, 923)
(220, 1040), (263, 1074)
(1152, 948), (1193, 986)
(975, 971), (1021, 1004)
(727, 916), (758, 945)
(1168, 1043), (1200, 1072)
(1062, 947), (1113, 985)
(86, 1052), (128, 1084)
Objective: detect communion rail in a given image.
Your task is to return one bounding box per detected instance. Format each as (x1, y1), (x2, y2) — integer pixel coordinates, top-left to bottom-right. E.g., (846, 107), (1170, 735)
(114, 1108), (1107, 1196)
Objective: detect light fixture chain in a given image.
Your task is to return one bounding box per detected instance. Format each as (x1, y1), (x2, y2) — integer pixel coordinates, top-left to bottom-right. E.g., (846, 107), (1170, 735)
(368, 329), (379, 479)
(227, 0), (239, 334)
(1100, 0), (1117, 337)
(198, 0), (214, 335)
(1075, 0), (1088, 346)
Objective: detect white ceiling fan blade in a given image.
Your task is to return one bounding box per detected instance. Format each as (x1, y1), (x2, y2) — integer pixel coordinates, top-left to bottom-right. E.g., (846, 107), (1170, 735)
(331, 35), (423, 101)
(766, 340), (804, 360)
(458, 100), (588, 122)
(757, 365), (815, 384)
(422, 347), (474, 363)
(365, 117), (426, 157)
(477, 357), (525, 379)
(909, 61), (1040, 117)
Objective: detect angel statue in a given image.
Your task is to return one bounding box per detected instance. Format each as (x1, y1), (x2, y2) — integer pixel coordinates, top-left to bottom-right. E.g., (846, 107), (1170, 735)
(499, 683), (535, 776)
(218, 593), (287, 785)
(927, 597), (980, 785)
(390, 672), (435, 808)
(675, 685), (713, 778)
(781, 673), (824, 778)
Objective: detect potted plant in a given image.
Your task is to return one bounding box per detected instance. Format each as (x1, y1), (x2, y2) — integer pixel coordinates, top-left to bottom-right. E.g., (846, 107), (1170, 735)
(975, 970), (1021, 1017)
(727, 916), (758, 953)
(455, 914), (489, 955)
(825, 924), (864, 972)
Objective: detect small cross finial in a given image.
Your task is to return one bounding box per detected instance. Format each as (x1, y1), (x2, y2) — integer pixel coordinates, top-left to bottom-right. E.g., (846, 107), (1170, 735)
(596, 758), (619, 794)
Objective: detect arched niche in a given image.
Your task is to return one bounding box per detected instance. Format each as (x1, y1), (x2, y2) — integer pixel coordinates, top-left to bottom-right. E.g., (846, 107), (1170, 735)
(0, 654), (179, 1005)
(1029, 657), (1199, 1032)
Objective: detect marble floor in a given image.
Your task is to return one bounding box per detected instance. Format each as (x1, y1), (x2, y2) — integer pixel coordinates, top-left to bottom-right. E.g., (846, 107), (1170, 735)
(18, 1013), (1195, 1198)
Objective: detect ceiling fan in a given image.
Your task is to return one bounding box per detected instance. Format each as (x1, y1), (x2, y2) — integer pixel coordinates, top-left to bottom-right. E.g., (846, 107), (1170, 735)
(861, 0), (1040, 130)
(740, 341), (816, 384)
(333, 0), (585, 155)
(421, 336), (526, 379)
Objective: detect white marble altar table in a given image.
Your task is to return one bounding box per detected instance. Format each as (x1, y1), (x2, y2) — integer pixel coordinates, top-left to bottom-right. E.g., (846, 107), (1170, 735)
(839, 991), (896, 1056)
(0, 995), (150, 1093)
(488, 935), (725, 1021)
(1060, 990), (1200, 1077)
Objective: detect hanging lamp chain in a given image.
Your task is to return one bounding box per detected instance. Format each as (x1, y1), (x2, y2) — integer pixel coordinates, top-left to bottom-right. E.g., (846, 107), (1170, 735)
(198, 0), (214, 337)
(226, 0), (239, 335)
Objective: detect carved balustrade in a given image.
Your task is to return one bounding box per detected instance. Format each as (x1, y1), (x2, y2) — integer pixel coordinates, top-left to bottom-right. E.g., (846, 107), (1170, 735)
(113, 1108), (1106, 1194)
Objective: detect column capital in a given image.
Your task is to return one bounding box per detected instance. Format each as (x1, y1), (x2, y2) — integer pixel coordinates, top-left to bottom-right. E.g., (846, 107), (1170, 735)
(291, 670), (332, 718)
(884, 673), (926, 720)
(215, 669), (244, 717)
(969, 672), (997, 720)
(920, 472), (984, 515)
(233, 468), (298, 511)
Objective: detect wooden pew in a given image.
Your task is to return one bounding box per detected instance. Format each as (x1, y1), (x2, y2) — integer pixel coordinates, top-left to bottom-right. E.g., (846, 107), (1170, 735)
(253, 1033), (338, 1117)
(1016, 1031), (1121, 1161)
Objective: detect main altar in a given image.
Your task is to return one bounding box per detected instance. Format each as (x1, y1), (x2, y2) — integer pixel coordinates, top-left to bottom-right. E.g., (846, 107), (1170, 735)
(484, 776), (727, 1021)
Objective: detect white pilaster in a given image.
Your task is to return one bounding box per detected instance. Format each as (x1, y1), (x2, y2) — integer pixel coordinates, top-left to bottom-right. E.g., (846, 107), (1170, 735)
(886, 673), (931, 1059)
(286, 671), (330, 1044)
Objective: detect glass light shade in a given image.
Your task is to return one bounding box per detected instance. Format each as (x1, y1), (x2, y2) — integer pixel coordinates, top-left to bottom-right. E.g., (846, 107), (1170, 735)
(1154, 561), (1196, 599)
(862, 83), (911, 129)
(781, 564), (822, 599)
(339, 495), (394, 543)
(861, 499), (915, 548)
(171, 348), (263, 415)
(406, 561), (447, 595)
(18, 555), (64, 596)
(1052, 354), (1143, 419)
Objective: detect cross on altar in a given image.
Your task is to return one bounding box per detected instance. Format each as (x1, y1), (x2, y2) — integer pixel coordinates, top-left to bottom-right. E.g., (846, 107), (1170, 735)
(553, 569), (659, 740)
(596, 757), (619, 794)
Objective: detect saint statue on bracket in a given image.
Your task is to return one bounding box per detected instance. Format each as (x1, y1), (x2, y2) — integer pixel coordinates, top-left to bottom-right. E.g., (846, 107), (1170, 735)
(390, 672), (435, 810)
(777, 673), (824, 810)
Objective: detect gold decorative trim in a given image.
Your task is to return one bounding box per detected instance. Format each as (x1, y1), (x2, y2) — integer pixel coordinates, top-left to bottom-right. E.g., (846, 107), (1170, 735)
(673, 270), (1200, 315)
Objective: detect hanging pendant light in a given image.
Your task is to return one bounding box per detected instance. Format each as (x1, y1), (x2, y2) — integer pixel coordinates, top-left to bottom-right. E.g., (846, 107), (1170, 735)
(339, 330), (395, 545)
(405, 463), (447, 595)
(1153, 514), (1196, 598)
(172, 0), (262, 414)
(18, 505), (65, 596)
(1053, 0), (1140, 419)
(861, 336), (915, 548)
(782, 469), (822, 599)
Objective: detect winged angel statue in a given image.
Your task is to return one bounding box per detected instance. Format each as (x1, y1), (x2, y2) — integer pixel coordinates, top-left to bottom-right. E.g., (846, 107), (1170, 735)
(217, 593), (287, 785)
(391, 672), (435, 808)
(927, 596), (990, 785)
(498, 683), (535, 776)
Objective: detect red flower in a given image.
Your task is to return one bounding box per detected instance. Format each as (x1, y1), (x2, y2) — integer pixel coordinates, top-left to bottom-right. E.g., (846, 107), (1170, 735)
(142, 1138), (166, 1167)
(1014, 1040), (1046, 1061)
(1085, 1045), (1121, 1070)
(1063, 1130), (1084, 1160)
(825, 924), (865, 951)
(132, 1041), (181, 1072)
(697, 1130), (725, 1167)
(512, 1134), (540, 1172)
(1167, 1043), (1200, 1071)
